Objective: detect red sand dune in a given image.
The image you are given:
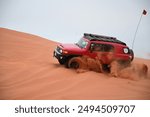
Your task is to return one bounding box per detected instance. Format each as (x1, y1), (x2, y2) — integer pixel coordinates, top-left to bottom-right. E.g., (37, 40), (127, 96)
(0, 28), (150, 100)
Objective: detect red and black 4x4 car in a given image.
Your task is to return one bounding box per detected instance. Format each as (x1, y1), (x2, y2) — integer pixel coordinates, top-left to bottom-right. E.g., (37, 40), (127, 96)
(53, 33), (134, 69)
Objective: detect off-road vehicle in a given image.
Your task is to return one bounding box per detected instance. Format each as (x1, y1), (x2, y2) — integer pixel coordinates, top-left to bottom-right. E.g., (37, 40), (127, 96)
(53, 33), (134, 70)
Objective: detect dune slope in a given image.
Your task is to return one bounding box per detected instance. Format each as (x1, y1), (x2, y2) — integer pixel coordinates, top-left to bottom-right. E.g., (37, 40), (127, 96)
(0, 28), (150, 100)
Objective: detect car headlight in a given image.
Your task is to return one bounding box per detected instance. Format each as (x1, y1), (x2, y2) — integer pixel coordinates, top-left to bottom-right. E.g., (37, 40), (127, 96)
(123, 48), (129, 54)
(59, 49), (63, 53)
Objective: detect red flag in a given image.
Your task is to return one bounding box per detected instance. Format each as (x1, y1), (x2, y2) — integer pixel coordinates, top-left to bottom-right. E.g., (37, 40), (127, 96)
(142, 9), (147, 15)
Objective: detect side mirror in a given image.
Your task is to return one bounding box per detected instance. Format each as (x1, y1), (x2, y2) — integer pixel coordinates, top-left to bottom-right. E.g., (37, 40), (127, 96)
(90, 44), (94, 53)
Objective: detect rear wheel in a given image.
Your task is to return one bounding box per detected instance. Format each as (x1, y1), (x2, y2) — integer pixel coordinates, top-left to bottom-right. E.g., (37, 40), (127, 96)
(102, 64), (110, 73)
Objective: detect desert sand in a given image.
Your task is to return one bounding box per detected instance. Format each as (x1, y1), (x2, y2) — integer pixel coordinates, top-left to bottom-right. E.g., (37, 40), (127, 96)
(0, 28), (150, 100)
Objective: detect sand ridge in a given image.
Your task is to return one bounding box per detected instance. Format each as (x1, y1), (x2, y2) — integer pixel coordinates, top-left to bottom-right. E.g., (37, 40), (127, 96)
(0, 28), (150, 100)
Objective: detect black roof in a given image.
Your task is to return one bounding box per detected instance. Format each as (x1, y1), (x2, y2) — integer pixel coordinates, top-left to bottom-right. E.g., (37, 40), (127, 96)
(84, 33), (126, 45)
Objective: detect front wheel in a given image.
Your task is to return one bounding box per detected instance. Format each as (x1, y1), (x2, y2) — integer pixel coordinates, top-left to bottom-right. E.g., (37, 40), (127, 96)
(58, 59), (66, 65)
(67, 57), (83, 69)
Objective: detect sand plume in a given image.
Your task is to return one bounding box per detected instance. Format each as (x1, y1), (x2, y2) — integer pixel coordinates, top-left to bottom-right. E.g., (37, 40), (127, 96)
(118, 63), (148, 80)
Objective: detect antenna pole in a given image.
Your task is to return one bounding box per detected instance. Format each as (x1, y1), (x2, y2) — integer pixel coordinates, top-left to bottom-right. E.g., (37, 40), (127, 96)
(131, 13), (143, 50)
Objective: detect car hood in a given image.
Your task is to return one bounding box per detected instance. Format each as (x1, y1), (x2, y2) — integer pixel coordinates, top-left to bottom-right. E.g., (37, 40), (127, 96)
(60, 43), (84, 53)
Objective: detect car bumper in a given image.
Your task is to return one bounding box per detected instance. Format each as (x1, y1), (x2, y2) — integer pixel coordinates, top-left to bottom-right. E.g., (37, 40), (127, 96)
(53, 49), (67, 60)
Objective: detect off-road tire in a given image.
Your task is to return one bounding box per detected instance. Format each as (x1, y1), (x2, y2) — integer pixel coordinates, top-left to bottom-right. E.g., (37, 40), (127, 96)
(58, 59), (66, 65)
(102, 64), (110, 73)
(68, 57), (83, 69)
(130, 49), (134, 61)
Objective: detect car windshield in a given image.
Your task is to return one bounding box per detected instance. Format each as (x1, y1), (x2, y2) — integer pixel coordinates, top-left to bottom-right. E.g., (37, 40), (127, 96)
(76, 38), (88, 48)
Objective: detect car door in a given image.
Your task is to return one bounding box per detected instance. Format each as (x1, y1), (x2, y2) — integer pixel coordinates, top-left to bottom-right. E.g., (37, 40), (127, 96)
(90, 43), (115, 64)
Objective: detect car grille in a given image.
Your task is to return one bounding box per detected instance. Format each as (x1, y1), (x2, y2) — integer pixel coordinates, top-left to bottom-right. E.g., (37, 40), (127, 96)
(56, 46), (62, 53)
